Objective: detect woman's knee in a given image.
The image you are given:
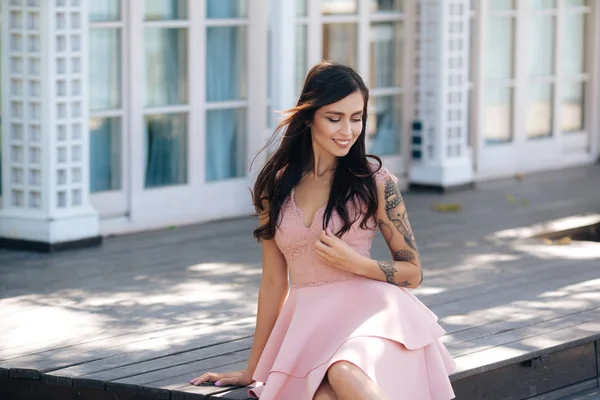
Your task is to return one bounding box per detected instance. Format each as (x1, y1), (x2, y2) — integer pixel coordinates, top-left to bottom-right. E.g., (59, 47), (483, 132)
(326, 361), (358, 386)
(313, 379), (337, 400)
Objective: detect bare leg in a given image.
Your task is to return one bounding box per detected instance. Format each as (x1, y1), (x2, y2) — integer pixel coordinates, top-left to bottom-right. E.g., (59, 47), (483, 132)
(313, 378), (338, 400)
(327, 361), (387, 400)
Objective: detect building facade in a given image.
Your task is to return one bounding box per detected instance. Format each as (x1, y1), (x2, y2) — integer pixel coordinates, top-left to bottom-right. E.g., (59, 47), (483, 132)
(0, 0), (599, 249)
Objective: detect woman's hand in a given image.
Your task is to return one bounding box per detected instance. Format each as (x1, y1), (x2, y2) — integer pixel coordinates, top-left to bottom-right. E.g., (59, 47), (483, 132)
(315, 228), (364, 273)
(190, 370), (254, 387)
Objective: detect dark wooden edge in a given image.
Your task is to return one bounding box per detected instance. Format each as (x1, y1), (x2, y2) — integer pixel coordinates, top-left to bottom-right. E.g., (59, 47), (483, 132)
(409, 181), (476, 194)
(139, 386), (172, 400)
(9, 368), (40, 380)
(0, 235), (103, 252)
(0, 366), (8, 378)
(41, 373), (72, 387)
(72, 376), (107, 390)
(107, 381), (139, 394)
(450, 332), (600, 381)
(596, 339), (600, 378)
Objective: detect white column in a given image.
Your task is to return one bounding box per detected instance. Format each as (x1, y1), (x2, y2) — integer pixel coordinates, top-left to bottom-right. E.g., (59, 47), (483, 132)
(409, 0), (474, 190)
(269, 0), (296, 129)
(0, 0), (100, 251)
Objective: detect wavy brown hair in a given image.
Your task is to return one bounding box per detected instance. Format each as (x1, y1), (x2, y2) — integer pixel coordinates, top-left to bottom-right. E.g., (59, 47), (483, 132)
(252, 61), (382, 241)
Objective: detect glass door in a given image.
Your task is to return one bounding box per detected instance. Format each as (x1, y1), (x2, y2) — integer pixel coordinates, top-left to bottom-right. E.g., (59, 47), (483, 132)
(476, 0), (594, 178)
(88, 0), (129, 217)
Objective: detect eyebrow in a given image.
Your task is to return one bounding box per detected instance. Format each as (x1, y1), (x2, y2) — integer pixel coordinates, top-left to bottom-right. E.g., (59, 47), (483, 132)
(325, 110), (363, 116)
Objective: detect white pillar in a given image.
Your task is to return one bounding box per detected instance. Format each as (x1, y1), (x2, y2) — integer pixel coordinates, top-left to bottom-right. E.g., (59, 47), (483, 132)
(0, 0), (100, 251)
(269, 0), (296, 129)
(409, 0), (474, 191)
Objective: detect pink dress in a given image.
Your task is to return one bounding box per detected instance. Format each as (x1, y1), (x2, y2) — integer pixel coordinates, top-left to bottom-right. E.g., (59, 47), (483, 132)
(248, 167), (456, 399)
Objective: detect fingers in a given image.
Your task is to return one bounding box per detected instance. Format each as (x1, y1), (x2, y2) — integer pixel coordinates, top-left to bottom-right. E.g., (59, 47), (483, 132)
(216, 376), (238, 387)
(319, 229), (337, 245)
(190, 372), (221, 386)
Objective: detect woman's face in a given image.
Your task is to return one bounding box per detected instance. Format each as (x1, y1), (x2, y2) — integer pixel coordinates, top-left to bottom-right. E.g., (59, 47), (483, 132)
(310, 90), (364, 159)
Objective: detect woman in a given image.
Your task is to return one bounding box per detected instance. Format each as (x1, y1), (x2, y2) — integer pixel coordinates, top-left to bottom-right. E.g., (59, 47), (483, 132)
(191, 62), (456, 400)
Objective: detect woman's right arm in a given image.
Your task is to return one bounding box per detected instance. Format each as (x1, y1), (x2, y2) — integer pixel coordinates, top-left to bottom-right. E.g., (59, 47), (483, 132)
(190, 206), (289, 387)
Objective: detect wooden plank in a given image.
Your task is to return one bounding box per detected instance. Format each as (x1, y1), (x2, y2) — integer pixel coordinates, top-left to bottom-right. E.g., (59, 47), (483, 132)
(452, 320), (600, 379)
(452, 341), (598, 400)
(449, 307), (600, 361)
(76, 336), (253, 382)
(528, 378), (600, 400)
(112, 349), (250, 387)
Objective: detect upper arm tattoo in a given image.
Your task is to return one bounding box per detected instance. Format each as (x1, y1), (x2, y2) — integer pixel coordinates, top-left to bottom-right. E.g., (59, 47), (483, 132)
(383, 177), (419, 253)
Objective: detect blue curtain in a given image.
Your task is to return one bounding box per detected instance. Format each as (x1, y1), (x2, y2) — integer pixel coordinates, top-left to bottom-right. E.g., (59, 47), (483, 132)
(206, 0), (244, 182)
(144, 3), (187, 187)
(90, 119), (117, 192)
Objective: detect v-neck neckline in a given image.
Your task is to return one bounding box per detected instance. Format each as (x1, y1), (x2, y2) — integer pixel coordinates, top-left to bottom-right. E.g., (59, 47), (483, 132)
(290, 187), (328, 229)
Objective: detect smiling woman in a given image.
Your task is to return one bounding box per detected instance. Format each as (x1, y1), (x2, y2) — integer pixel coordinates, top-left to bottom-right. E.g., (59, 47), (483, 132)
(190, 61), (456, 400)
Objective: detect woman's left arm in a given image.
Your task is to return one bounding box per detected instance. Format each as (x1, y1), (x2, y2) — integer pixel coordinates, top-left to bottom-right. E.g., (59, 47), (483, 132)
(315, 174), (422, 288)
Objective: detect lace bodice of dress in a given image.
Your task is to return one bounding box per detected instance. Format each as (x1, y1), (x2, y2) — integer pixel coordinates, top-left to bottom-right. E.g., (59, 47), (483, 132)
(274, 165), (397, 288)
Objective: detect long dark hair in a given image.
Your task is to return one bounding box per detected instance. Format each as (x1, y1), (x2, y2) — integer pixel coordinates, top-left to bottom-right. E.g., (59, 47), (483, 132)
(252, 61), (382, 241)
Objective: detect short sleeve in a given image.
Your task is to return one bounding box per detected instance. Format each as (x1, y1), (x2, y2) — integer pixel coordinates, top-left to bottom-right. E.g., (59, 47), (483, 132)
(373, 164), (398, 184)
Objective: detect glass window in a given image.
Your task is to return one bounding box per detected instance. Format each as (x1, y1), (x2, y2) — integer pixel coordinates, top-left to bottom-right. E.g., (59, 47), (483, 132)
(367, 95), (401, 156)
(562, 81), (584, 132)
(371, 0), (403, 13)
(370, 22), (402, 88)
(206, 0), (248, 19)
(206, 27), (247, 102)
(563, 13), (586, 75)
(145, 0), (187, 20)
(486, 17), (514, 80)
(296, 24), (308, 93)
(530, 0), (555, 8)
(526, 84), (554, 138)
(90, 117), (121, 192)
(206, 109), (246, 181)
(89, 29), (121, 111)
(489, 0), (514, 10)
(565, 0), (587, 5)
(144, 28), (188, 107)
(323, 23), (358, 69)
(144, 113), (187, 188)
(296, 0), (308, 16)
(528, 15), (555, 77)
(322, 0), (357, 15)
(484, 87), (513, 144)
(89, 0), (120, 22)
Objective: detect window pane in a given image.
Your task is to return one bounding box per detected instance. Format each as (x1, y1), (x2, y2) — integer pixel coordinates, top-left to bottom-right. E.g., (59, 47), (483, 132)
(367, 95), (401, 156)
(370, 22), (402, 88)
(489, 0), (514, 10)
(206, 27), (247, 102)
(89, 29), (121, 111)
(89, 0), (120, 22)
(485, 87), (513, 144)
(144, 28), (188, 106)
(322, 0), (357, 15)
(530, 0), (555, 8)
(90, 117), (121, 192)
(206, 108), (246, 182)
(323, 23), (357, 69)
(296, 0), (308, 16)
(296, 24), (308, 93)
(206, 0), (248, 19)
(563, 13), (586, 75)
(144, 114), (187, 188)
(145, 0), (187, 20)
(562, 81), (585, 132)
(528, 15), (555, 77)
(486, 17), (514, 80)
(565, 0), (587, 6)
(527, 84), (554, 139)
(371, 0), (403, 12)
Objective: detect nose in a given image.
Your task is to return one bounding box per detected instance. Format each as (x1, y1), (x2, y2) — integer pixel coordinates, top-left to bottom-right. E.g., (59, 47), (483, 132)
(339, 120), (353, 137)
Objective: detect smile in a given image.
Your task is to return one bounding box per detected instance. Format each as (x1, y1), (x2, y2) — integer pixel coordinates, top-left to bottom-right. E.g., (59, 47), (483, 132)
(332, 139), (351, 148)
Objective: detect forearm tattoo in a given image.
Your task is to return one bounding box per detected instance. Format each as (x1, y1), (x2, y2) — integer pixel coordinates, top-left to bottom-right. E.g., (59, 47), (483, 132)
(377, 261), (412, 287)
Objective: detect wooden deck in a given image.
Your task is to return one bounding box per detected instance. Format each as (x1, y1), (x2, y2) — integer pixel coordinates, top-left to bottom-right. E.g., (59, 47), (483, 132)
(1, 164), (600, 399)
